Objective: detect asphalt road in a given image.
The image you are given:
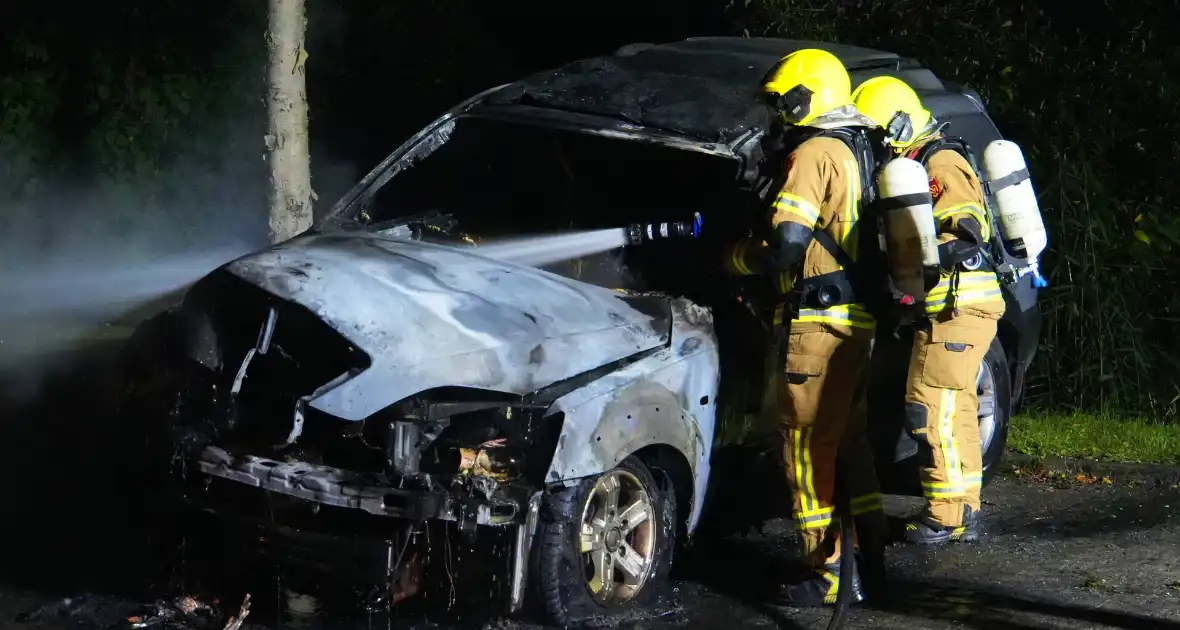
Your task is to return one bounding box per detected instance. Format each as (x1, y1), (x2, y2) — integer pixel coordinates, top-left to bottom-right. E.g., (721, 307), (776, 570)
(3, 474), (1178, 630)
(670, 475), (1180, 630)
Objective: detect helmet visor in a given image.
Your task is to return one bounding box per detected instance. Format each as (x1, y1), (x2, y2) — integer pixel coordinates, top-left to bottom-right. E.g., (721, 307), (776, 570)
(766, 84), (815, 125)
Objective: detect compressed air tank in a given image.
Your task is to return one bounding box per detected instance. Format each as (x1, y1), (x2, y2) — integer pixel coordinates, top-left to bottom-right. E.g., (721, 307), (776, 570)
(982, 140), (1047, 263)
(878, 157), (940, 299)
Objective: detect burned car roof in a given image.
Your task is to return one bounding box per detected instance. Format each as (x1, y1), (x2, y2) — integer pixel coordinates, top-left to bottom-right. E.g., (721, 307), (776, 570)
(482, 37), (980, 147)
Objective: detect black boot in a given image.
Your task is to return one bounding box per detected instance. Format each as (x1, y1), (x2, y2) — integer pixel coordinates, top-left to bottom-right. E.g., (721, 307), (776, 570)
(777, 554), (865, 607)
(904, 504), (980, 545)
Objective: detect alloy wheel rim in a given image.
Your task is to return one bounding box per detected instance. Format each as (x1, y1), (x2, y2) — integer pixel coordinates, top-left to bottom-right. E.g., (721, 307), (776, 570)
(578, 469), (657, 605)
(977, 359), (997, 455)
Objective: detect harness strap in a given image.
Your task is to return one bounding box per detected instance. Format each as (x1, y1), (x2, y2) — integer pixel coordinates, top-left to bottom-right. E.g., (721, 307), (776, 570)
(811, 228), (857, 271)
(877, 192), (933, 211)
(982, 168), (1030, 196)
(784, 229), (861, 309)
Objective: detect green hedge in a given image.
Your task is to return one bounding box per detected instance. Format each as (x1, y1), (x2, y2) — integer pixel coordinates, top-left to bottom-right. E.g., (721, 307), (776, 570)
(733, 0), (1180, 417)
(2, 1), (1176, 417)
(0, 3), (266, 262)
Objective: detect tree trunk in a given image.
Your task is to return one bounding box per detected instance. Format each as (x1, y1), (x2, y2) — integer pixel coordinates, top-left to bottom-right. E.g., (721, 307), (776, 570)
(265, 0), (314, 244)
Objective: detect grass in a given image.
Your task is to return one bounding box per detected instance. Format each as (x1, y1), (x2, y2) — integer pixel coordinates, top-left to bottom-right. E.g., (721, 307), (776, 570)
(1009, 411), (1180, 465)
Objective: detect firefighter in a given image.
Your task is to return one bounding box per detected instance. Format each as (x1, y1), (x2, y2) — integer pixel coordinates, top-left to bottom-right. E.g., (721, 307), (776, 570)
(852, 76), (1006, 544)
(725, 49), (886, 605)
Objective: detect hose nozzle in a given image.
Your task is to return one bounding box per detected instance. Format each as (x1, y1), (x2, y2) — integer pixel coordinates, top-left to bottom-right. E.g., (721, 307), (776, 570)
(626, 212), (703, 246)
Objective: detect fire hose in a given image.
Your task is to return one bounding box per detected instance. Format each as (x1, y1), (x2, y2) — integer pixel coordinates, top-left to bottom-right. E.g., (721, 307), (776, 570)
(827, 477), (857, 630)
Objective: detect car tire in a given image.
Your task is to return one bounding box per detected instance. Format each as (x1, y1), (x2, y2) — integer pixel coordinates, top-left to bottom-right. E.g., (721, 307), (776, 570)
(978, 336), (1012, 487)
(529, 455), (676, 626)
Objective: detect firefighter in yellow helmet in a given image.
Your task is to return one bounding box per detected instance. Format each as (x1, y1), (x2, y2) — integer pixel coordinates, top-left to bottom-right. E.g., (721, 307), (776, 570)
(724, 49), (886, 606)
(852, 75), (1006, 544)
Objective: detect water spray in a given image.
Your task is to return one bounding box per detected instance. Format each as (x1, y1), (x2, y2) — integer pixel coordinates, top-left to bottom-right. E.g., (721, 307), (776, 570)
(0, 244), (254, 363)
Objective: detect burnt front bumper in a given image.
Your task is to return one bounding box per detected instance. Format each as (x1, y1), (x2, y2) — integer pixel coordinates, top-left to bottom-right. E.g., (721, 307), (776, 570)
(188, 445), (524, 527)
(174, 449), (542, 614)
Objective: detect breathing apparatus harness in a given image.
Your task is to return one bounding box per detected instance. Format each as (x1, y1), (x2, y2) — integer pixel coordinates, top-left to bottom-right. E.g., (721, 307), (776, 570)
(903, 133), (1011, 318)
(766, 120), (937, 341)
(762, 123), (894, 322)
(754, 122), (888, 628)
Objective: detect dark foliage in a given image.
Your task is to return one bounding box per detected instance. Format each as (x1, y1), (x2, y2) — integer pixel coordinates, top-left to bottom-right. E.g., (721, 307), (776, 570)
(734, 0), (1180, 416)
(1, 0), (1176, 415)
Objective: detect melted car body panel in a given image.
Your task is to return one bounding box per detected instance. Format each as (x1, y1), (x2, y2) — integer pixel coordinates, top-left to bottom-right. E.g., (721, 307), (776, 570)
(545, 298), (719, 531)
(220, 232), (671, 421)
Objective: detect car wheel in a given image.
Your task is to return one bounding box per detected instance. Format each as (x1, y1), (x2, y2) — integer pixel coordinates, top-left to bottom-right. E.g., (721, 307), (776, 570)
(977, 336), (1012, 487)
(530, 456), (676, 626)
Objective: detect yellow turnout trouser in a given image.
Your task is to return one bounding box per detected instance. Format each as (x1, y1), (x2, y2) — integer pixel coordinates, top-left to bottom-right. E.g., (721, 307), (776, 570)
(777, 324), (881, 568)
(905, 313), (998, 526)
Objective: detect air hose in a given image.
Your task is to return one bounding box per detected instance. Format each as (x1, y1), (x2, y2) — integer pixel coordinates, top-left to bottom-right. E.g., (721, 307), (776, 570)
(825, 487), (856, 630)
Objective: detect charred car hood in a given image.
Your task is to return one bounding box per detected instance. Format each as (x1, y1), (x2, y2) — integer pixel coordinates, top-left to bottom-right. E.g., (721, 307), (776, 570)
(215, 232), (671, 421)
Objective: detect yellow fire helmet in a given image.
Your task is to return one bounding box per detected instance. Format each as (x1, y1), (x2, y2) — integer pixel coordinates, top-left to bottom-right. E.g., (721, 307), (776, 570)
(851, 75), (934, 148)
(761, 48), (852, 126)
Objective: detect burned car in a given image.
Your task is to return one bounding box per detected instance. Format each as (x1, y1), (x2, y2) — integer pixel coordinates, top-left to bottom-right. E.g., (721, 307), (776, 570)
(120, 37), (1042, 625)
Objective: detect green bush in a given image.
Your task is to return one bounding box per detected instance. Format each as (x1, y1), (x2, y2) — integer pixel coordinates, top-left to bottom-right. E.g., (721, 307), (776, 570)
(734, 0), (1180, 417)
(2, 1), (1175, 418)
(0, 2), (267, 260)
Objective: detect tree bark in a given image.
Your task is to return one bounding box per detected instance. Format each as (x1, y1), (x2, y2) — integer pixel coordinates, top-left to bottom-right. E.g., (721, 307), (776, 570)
(265, 0), (314, 244)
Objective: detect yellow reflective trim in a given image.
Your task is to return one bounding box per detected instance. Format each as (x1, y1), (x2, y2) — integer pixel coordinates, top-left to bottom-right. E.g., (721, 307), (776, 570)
(926, 286), (1003, 305)
(939, 388), (963, 484)
(802, 426), (819, 516)
(924, 489), (967, 499)
(926, 288), (1004, 313)
(798, 505), (836, 518)
(795, 304), (876, 329)
(795, 507), (835, 531)
(821, 571), (840, 601)
(928, 272), (1001, 296)
(926, 270), (1004, 314)
(921, 480), (967, 499)
(842, 159), (856, 249)
(796, 514), (832, 531)
(777, 204), (821, 226)
(775, 192), (821, 225)
(791, 426), (824, 516)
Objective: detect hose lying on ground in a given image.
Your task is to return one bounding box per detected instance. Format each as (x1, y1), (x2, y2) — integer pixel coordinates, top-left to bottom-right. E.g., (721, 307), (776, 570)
(826, 480), (856, 630)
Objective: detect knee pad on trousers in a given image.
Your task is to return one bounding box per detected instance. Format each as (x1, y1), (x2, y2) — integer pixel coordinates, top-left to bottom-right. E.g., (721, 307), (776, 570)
(785, 372), (810, 385)
(904, 402), (933, 468)
(903, 402), (928, 434)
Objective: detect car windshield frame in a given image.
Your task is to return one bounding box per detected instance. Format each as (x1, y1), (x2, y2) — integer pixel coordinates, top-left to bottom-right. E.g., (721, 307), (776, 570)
(316, 101), (743, 233)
